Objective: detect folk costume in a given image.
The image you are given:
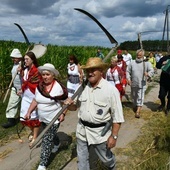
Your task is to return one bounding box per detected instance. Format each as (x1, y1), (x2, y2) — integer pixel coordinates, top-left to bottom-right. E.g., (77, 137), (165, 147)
(20, 64), (41, 127)
(106, 66), (125, 100)
(33, 63), (68, 170)
(117, 56), (127, 93)
(67, 63), (81, 97)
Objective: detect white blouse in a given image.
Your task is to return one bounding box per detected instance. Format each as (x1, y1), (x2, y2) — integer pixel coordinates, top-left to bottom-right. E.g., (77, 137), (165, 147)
(35, 81), (63, 124)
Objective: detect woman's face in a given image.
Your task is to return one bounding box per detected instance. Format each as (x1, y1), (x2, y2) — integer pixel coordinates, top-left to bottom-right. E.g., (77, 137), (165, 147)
(41, 70), (54, 84)
(149, 52), (154, 58)
(24, 55), (33, 67)
(111, 60), (117, 67)
(69, 59), (74, 64)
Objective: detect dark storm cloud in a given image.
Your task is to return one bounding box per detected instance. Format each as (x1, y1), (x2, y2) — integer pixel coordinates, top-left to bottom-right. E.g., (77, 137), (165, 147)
(0, 0), (169, 47)
(96, 1), (166, 18)
(1, 0), (60, 15)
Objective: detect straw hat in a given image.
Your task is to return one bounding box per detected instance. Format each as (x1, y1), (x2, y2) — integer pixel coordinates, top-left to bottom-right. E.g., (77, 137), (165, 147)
(81, 57), (108, 70)
(38, 63), (59, 76)
(10, 49), (22, 58)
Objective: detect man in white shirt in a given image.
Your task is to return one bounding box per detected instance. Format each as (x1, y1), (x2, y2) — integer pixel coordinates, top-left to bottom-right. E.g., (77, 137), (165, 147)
(65, 57), (124, 170)
(2, 49), (22, 128)
(122, 49), (132, 66)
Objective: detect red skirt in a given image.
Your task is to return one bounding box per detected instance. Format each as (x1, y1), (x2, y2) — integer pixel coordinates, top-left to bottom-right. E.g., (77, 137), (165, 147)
(21, 119), (41, 128)
(122, 78), (127, 86)
(115, 83), (125, 96)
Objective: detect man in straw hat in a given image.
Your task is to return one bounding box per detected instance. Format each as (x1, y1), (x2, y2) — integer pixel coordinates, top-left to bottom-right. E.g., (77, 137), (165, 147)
(2, 49), (22, 128)
(65, 57), (124, 170)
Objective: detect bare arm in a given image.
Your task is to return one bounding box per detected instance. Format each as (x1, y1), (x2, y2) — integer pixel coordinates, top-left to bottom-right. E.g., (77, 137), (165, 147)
(25, 98), (37, 119)
(107, 123), (121, 149)
(78, 64), (83, 83)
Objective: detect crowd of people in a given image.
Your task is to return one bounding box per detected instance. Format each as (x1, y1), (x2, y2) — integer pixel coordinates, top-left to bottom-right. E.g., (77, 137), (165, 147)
(1, 47), (170, 170)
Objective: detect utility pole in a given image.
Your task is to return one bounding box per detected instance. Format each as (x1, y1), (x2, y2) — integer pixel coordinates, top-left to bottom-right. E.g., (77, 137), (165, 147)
(137, 31), (162, 51)
(162, 5), (170, 54)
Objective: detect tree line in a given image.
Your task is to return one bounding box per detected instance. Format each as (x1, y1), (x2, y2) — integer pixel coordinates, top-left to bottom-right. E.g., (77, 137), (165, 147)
(119, 40), (168, 52)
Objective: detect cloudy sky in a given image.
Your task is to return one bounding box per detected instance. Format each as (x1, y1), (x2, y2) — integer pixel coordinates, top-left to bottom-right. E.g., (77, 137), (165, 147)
(0, 0), (169, 47)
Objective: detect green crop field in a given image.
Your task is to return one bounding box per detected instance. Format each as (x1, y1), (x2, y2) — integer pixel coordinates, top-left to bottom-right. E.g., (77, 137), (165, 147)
(0, 40), (113, 99)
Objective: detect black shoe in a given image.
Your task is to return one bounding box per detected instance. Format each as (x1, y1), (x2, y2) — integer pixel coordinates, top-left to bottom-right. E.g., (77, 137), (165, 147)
(1, 118), (16, 128)
(157, 105), (165, 112)
(165, 109), (170, 116)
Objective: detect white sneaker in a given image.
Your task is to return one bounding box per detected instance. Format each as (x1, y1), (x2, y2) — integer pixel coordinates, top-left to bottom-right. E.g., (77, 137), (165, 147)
(37, 165), (46, 170)
(51, 143), (61, 153)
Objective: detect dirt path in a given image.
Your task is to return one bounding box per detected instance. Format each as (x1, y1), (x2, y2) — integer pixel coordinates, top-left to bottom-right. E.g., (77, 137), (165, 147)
(0, 72), (161, 170)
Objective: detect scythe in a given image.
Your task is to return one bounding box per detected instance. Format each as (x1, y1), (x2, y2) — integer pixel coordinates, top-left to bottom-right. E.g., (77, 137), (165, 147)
(30, 8), (118, 149)
(2, 24), (47, 103)
(3, 23), (29, 103)
(14, 23), (30, 45)
(14, 23), (47, 58)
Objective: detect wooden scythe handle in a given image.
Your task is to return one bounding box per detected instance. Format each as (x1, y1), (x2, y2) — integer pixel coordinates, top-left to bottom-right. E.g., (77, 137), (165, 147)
(3, 71), (18, 103)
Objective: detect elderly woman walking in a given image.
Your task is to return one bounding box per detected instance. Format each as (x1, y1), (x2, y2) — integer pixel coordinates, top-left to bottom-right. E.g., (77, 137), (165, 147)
(126, 49), (154, 118)
(106, 56), (125, 100)
(25, 63), (68, 170)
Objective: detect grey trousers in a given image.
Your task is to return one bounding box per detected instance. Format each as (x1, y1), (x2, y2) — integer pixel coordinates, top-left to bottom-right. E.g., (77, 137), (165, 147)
(131, 86), (147, 106)
(77, 138), (116, 170)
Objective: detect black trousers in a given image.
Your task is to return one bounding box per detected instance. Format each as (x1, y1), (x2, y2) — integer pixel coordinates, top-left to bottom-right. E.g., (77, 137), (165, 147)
(158, 85), (170, 110)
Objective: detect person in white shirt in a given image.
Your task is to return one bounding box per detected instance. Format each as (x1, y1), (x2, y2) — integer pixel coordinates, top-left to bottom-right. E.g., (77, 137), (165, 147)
(2, 49), (22, 128)
(65, 57), (124, 170)
(67, 55), (83, 97)
(25, 63), (68, 170)
(122, 49), (132, 66)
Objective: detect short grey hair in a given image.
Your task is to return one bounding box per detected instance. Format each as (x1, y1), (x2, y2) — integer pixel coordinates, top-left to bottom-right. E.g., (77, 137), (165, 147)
(136, 49), (145, 56)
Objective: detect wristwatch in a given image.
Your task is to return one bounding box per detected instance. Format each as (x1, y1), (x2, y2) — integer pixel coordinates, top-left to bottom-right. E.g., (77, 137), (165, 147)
(111, 134), (118, 140)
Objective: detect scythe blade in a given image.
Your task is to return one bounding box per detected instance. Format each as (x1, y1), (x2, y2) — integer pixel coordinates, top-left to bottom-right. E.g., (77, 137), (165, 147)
(74, 8), (118, 45)
(14, 23), (30, 45)
(30, 8), (118, 149)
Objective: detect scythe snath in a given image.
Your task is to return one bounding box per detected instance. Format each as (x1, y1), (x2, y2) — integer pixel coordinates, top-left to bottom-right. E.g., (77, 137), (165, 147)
(30, 8), (118, 149)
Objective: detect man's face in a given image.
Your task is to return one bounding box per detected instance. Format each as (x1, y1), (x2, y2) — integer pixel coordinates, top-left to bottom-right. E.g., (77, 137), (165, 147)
(86, 68), (103, 87)
(137, 51), (143, 59)
(12, 57), (21, 64)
